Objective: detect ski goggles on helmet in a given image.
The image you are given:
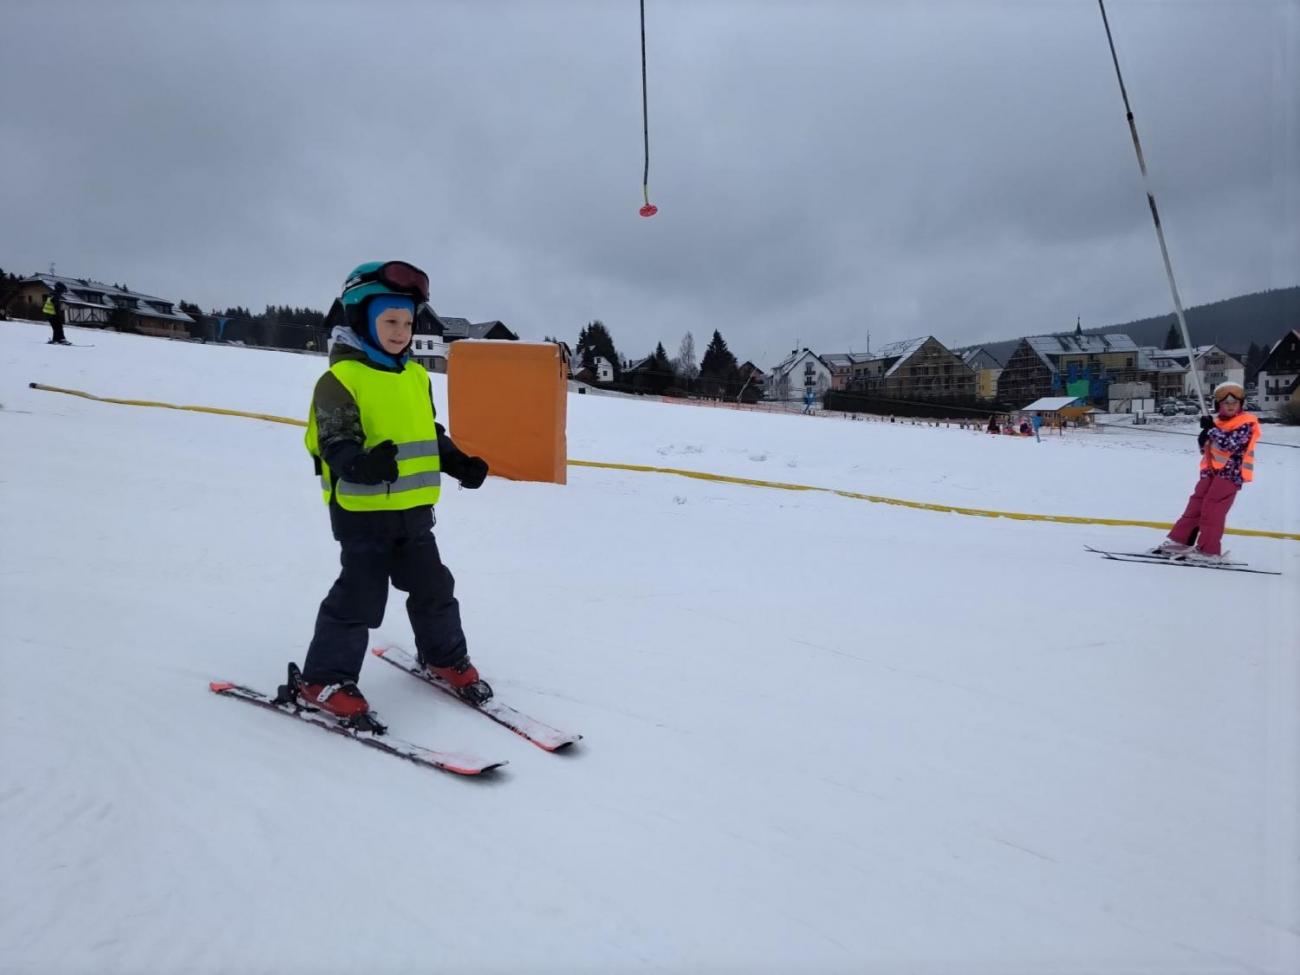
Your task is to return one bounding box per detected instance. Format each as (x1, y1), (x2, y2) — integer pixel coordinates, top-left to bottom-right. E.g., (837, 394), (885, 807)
(1218, 392), (1242, 404)
(1213, 382), (1245, 403)
(343, 261), (430, 304)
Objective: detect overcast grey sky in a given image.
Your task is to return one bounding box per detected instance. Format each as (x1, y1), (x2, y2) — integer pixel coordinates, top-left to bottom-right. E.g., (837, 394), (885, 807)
(2, 0), (1296, 367)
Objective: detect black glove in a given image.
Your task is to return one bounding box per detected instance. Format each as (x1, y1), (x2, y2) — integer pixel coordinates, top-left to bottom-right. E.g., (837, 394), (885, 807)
(344, 440), (399, 484)
(1199, 415), (1214, 430)
(1197, 430), (1210, 450)
(439, 447), (488, 488)
(454, 455), (489, 489)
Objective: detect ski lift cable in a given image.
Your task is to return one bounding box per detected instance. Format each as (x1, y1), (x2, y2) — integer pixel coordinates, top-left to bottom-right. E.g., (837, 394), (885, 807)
(639, 0), (657, 217)
(1097, 0), (1204, 413)
(1094, 417), (1300, 449)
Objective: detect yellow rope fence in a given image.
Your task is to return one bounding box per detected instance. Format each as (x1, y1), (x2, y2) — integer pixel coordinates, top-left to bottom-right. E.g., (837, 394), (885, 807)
(29, 382), (1299, 542)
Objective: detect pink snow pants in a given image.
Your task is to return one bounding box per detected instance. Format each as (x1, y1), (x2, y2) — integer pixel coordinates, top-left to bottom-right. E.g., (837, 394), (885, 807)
(1169, 475), (1239, 555)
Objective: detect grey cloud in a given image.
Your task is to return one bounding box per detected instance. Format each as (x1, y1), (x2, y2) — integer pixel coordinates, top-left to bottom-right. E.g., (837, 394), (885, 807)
(1, 0), (1294, 369)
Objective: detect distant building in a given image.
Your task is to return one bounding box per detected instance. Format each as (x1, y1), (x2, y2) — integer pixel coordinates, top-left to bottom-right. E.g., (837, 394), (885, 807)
(1141, 345), (1244, 399)
(845, 336), (976, 401)
(1187, 346), (1245, 394)
(622, 353), (667, 392)
(8, 274), (195, 337)
(996, 328), (1140, 405)
(438, 317), (519, 342)
(820, 353), (872, 391)
(960, 347), (1003, 401)
(1136, 348), (1190, 402)
(1019, 395), (1095, 427)
(1107, 381), (1155, 415)
(736, 361), (766, 390)
(409, 334), (450, 372)
(410, 310), (518, 372)
(1256, 330), (1300, 411)
(768, 349), (832, 402)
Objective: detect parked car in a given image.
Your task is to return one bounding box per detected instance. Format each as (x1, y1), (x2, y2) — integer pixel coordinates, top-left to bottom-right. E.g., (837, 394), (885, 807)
(1160, 402), (1179, 416)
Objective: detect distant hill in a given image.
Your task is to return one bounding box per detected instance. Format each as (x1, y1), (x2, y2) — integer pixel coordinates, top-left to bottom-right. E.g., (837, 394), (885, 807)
(963, 286), (1299, 365)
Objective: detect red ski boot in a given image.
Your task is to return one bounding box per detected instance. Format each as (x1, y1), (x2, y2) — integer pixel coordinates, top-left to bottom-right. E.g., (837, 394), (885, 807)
(426, 656), (493, 705)
(297, 679), (371, 720)
(272, 663), (381, 730)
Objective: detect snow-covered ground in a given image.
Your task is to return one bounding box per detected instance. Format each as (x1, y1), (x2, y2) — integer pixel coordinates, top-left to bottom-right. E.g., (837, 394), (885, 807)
(2, 319), (1298, 975)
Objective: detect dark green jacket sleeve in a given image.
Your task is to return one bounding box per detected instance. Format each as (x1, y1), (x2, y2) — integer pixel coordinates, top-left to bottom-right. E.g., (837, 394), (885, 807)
(427, 383), (473, 475)
(312, 372), (366, 474)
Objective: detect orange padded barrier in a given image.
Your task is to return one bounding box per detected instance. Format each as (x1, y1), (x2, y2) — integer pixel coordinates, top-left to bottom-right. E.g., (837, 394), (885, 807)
(447, 341), (567, 484)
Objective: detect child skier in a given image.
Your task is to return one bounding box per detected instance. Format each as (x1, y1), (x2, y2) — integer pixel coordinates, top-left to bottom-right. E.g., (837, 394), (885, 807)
(1150, 381), (1260, 564)
(43, 283), (70, 345)
(291, 260), (492, 721)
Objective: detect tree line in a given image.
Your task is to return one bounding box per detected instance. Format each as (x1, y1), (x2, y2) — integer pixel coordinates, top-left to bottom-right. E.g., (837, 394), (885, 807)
(0, 267), (25, 312)
(545, 320), (753, 399)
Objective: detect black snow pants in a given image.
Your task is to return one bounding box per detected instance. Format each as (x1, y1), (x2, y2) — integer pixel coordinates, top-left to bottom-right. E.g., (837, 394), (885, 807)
(302, 531), (467, 684)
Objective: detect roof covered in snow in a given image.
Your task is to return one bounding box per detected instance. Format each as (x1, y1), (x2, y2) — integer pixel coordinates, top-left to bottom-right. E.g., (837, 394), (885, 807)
(871, 336), (927, 361)
(22, 274), (194, 323)
(1136, 349), (1188, 372)
(820, 352), (876, 370)
(1026, 333), (1139, 358)
(770, 348), (830, 376)
(1022, 396), (1085, 412)
(961, 347), (1002, 369)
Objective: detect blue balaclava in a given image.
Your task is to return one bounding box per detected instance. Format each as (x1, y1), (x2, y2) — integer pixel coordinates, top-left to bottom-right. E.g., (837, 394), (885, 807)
(366, 294), (416, 352)
(338, 260), (422, 368)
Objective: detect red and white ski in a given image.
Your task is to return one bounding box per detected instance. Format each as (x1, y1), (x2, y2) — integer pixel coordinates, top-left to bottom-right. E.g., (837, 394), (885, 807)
(208, 680), (507, 776)
(372, 646), (583, 753)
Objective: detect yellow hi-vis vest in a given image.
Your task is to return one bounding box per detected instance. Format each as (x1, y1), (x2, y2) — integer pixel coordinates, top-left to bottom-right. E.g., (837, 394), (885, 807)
(42, 296), (55, 315)
(305, 359), (441, 510)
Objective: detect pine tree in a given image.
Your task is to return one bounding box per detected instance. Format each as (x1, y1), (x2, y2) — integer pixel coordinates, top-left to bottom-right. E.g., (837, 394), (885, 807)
(699, 329), (738, 379)
(1163, 322), (1182, 350)
(0, 266), (24, 311)
(576, 320), (620, 380)
(575, 324), (595, 372)
(651, 341), (672, 375)
(1244, 341), (1265, 382)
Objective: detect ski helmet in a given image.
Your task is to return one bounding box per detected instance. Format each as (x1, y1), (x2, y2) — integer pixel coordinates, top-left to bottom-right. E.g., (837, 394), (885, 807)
(340, 260), (429, 309)
(338, 260), (427, 352)
(1213, 380), (1245, 404)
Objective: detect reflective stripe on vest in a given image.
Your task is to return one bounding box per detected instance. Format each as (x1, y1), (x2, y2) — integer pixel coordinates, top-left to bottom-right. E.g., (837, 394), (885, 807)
(305, 359), (441, 510)
(336, 470), (442, 497)
(316, 439), (441, 493)
(1199, 412), (1259, 483)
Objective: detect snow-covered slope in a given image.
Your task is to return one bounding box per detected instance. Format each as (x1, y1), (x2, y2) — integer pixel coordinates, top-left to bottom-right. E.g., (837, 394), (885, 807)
(2, 320), (1298, 974)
